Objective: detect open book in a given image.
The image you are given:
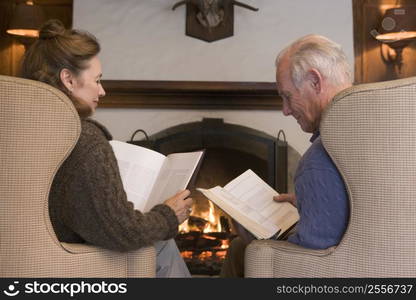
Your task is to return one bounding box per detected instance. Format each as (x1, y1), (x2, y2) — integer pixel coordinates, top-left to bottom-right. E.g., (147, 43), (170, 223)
(110, 140), (204, 212)
(197, 169), (299, 240)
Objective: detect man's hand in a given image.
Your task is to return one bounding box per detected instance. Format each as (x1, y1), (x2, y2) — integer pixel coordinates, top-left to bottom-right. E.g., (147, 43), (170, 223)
(231, 220), (256, 246)
(273, 193), (297, 207)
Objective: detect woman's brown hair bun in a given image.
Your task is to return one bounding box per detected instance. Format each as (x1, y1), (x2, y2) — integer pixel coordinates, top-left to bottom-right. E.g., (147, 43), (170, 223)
(39, 19), (66, 40)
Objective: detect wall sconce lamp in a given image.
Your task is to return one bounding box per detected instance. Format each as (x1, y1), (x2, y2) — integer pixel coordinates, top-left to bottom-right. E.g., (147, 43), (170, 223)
(7, 0), (45, 48)
(373, 7), (416, 73)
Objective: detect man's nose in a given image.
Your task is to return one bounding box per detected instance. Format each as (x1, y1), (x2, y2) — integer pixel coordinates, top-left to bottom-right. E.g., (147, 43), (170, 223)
(282, 102), (291, 116)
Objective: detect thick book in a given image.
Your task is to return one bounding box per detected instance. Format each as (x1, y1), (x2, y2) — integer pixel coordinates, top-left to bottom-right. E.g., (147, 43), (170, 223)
(197, 169), (299, 239)
(110, 140), (204, 212)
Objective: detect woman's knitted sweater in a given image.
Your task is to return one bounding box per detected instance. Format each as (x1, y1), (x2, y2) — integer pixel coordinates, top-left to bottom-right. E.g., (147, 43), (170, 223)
(49, 119), (179, 252)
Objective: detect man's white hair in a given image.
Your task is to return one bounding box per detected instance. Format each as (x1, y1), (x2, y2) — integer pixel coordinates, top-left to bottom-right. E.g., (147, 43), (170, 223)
(275, 35), (352, 89)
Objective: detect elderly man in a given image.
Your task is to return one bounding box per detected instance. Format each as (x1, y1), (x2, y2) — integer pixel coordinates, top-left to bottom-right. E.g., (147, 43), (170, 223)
(220, 34), (352, 277)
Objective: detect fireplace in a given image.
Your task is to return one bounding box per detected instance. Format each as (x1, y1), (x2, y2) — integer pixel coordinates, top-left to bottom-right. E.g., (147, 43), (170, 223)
(132, 118), (293, 276)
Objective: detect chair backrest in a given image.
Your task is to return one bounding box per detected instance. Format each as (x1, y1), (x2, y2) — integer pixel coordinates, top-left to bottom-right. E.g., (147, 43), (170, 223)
(320, 76), (416, 276)
(0, 75), (81, 274)
(0, 75), (156, 277)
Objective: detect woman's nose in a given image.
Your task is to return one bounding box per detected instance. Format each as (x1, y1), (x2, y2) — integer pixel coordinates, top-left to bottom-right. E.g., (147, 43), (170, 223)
(99, 84), (106, 97)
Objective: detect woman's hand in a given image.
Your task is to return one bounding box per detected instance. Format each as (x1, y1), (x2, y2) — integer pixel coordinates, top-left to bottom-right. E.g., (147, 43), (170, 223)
(273, 193), (297, 207)
(163, 189), (193, 224)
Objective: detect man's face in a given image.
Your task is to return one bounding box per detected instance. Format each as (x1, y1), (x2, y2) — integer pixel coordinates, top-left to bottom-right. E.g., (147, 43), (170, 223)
(276, 57), (320, 133)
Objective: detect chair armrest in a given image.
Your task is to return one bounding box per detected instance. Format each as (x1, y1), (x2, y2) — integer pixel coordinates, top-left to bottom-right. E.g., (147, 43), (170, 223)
(60, 242), (106, 254)
(60, 242), (156, 277)
(245, 240), (335, 277)
(127, 246), (156, 277)
(248, 239), (335, 255)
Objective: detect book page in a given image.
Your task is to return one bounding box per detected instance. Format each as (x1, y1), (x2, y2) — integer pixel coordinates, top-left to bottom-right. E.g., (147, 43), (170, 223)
(143, 150), (204, 212)
(110, 140), (166, 211)
(197, 187), (275, 239)
(199, 169), (299, 239)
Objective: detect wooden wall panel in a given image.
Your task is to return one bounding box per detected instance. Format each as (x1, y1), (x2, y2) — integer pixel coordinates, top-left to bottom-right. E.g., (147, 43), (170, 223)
(0, 0), (15, 75)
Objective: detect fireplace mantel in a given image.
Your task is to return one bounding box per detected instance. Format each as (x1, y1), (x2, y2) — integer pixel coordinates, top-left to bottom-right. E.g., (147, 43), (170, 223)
(100, 80), (282, 110)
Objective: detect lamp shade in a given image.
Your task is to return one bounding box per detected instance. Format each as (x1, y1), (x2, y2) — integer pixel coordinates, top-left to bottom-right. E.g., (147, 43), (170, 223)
(7, 1), (45, 38)
(375, 7), (416, 46)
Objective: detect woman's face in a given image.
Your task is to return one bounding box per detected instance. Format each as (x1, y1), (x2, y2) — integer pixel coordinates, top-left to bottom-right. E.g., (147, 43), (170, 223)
(71, 56), (105, 113)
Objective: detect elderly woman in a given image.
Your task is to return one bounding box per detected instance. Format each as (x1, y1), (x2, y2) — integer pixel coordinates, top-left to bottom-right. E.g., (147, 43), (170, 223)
(21, 19), (193, 278)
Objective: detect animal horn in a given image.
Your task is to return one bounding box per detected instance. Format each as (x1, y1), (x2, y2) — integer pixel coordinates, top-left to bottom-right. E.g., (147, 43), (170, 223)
(232, 1), (259, 11)
(172, 0), (190, 10)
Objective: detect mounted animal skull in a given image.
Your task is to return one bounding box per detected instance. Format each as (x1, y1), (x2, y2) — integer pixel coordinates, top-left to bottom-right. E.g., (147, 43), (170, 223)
(172, 0), (258, 42)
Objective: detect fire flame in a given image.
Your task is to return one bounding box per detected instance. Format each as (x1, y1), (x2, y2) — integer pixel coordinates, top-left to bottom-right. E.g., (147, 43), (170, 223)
(179, 200), (222, 233)
(178, 200), (230, 263)
(204, 200), (222, 233)
(179, 219), (189, 233)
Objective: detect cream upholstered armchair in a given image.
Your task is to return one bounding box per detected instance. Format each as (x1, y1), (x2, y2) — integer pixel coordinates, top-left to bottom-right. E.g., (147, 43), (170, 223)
(245, 76), (416, 277)
(0, 75), (155, 277)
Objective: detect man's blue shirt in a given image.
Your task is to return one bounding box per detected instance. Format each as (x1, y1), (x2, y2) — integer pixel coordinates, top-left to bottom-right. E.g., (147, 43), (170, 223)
(287, 132), (349, 249)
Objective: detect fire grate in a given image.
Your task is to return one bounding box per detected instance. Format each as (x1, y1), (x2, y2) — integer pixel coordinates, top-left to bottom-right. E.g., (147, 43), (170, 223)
(176, 230), (236, 276)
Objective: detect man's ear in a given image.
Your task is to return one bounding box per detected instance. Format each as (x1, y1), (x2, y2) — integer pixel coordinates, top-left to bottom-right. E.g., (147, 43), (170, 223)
(306, 69), (322, 94)
(60, 68), (74, 92)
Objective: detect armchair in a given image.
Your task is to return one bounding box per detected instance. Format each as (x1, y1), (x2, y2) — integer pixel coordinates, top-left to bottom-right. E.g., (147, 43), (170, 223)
(0, 75), (155, 277)
(245, 76), (416, 277)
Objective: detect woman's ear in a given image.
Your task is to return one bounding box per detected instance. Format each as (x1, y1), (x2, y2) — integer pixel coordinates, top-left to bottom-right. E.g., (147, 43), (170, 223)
(60, 68), (74, 92)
